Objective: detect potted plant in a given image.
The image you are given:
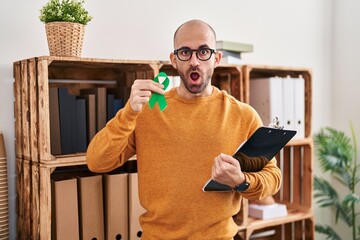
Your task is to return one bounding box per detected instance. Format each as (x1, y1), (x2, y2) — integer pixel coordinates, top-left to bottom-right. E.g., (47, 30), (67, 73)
(39, 0), (92, 57)
(313, 125), (359, 240)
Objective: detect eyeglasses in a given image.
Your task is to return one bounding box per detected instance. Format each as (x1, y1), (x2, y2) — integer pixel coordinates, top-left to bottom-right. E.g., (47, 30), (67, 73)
(173, 47), (216, 61)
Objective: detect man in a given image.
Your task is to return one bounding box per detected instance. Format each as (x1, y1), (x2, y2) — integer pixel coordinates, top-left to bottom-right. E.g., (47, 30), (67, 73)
(87, 19), (281, 240)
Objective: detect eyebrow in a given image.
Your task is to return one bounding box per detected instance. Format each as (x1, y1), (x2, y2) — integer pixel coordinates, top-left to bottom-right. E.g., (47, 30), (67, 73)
(177, 44), (210, 50)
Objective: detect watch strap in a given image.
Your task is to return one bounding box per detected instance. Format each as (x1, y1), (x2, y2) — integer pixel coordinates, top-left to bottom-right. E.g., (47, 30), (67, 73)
(233, 176), (250, 192)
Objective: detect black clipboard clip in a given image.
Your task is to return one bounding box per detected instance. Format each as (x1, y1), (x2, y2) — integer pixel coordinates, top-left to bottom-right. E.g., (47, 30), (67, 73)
(268, 117), (284, 130)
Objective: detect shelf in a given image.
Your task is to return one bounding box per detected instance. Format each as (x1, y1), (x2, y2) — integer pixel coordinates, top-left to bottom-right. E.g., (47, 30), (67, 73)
(238, 207), (313, 231)
(242, 64), (312, 138)
(14, 57), (313, 239)
(36, 154), (138, 169)
(287, 137), (313, 146)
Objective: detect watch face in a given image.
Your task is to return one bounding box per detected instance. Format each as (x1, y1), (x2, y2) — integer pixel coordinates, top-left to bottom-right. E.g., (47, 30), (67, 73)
(236, 181), (250, 192)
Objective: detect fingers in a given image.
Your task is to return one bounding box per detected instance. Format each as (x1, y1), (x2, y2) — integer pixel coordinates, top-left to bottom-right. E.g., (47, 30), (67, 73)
(212, 154), (232, 178)
(216, 153), (239, 169)
(212, 153), (242, 187)
(129, 79), (165, 112)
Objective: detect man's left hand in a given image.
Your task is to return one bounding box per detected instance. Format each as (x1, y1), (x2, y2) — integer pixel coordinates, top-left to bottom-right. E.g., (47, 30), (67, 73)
(212, 153), (245, 188)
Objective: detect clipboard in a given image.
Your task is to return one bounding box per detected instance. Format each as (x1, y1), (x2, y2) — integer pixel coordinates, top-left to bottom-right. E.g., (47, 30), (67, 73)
(203, 126), (297, 192)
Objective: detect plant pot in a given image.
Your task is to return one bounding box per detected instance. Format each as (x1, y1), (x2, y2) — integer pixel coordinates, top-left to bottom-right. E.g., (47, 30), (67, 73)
(45, 21), (85, 57)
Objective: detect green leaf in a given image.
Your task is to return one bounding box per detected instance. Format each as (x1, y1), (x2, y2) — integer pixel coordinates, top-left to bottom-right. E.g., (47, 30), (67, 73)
(315, 224), (342, 240)
(314, 127), (354, 174)
(314, 177), (339, 207)
(39, 0), (92, 25)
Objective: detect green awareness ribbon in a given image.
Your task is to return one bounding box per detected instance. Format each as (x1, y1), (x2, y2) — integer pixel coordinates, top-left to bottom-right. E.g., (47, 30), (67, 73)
(148, 72), (169, 111)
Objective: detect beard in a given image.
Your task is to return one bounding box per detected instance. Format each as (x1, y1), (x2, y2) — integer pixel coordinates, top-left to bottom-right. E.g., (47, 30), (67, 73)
(178, 66), (214, 94)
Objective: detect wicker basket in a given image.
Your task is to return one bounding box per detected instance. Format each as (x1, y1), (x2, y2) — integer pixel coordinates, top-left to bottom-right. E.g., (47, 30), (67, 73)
(45, 21), (85, 57)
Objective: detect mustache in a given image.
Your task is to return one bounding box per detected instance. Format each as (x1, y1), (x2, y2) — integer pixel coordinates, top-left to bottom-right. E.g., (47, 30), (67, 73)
(189, 66), (199, 72)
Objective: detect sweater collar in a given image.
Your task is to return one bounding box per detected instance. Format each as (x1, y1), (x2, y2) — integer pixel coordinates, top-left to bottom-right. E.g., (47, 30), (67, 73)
(166, 86), (221, 104)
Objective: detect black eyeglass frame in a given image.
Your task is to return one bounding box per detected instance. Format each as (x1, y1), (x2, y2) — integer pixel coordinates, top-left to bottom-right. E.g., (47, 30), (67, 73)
(173, 47), (216, 61)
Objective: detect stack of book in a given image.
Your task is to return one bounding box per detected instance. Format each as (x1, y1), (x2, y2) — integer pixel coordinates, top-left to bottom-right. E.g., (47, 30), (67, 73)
(216, 40), (253, 64)
(49, 86), (127, 156)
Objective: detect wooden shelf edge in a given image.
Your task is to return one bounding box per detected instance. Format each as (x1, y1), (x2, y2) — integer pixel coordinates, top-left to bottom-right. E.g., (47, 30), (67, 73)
(40, 154), (87, 168)
(242, 64), (312, 73)
(238, 209), (313, 232)
(13, 56), (160, 65)
(36, 154), (138, 168)
(287, 137), (313, 146)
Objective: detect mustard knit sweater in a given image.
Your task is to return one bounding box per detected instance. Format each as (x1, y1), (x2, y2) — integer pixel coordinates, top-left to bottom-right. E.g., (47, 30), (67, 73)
(87, 87), (282, 240)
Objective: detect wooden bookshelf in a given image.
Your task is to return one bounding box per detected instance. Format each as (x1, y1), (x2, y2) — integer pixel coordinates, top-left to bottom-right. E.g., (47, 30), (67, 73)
(13, 57), (313, 239)
(238, 65), (314, 239)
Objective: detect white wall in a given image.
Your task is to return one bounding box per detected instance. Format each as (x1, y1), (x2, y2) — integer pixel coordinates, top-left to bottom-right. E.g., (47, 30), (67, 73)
(332, 0), (360, 135)
(0, 0), (338, 238)
(331, 1), (360, 240)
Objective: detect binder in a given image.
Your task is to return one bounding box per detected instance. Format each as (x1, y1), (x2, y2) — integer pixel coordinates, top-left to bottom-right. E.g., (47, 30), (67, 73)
(294, 77), (305, 139)
(81, 88), (107, 131)
(78, 175), (105, 240)
(203, 126), (296, 192)
(84, 94), (96, 143)
(103, 173), (129, 240)
(52, 178), (80, 240)
(49, 87), (61, 155)
(283, 76), (295, 131)
(58, 88), (73, 154)
(107, 94), (115, 121)
(114, 98), (124, 114)
(250, 77), (284, 126)
(76, 98), (87, 152)
(129, 173), (146, 240)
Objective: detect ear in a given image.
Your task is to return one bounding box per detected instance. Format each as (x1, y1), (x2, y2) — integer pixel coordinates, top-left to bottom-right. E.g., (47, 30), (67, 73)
(170, 52), (178, 69)
(214, 51), (222, 68)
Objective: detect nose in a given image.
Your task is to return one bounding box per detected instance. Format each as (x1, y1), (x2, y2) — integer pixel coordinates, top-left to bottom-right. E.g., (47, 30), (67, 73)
(188, 51), (200, 67)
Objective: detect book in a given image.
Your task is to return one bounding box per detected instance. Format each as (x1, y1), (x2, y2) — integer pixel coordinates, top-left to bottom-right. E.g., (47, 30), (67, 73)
(107, 94), (115, 121)
(76, 98), (87, 153)
(203, 126), (296, 192)
(248, 203), (288, 220)
(83, 94), (96, 143)
(220, 55), (242, 64)
(216, 40), (253, 53)
(81, 88), (107, 132)
(114, 98), (124, 114)
(49, 87), (62, 155)
(58, 87), (76, 154)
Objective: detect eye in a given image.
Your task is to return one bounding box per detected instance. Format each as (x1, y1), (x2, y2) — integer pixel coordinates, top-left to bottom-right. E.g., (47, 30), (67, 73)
(179, 48), (191, 56)
(198, 48), (209, 56)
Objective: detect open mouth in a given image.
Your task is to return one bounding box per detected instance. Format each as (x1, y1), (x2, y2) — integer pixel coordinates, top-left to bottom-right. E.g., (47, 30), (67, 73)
(190, 72), (200, 81)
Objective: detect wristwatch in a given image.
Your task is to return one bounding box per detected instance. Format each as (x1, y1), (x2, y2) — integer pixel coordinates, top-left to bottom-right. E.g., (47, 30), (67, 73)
(233, 177), (250, 192)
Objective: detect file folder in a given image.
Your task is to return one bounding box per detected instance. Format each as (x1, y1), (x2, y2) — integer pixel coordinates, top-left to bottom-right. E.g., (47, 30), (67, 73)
(104, 173), (129, 240)
(250, 77), (284, 126)
(294, 77), (305, 139)
(129, 173), (146, 240)
(283, 76), (295, 131)
(52, 178), (80, 240)
(78, 175), (105, 240)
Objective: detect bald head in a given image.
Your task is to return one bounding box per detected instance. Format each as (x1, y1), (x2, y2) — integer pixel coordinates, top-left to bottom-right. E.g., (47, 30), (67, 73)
(173, 19), (217, 48)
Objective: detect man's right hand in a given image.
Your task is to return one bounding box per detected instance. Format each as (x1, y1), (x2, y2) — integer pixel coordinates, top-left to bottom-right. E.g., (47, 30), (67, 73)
(129, 79), (165, 112)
